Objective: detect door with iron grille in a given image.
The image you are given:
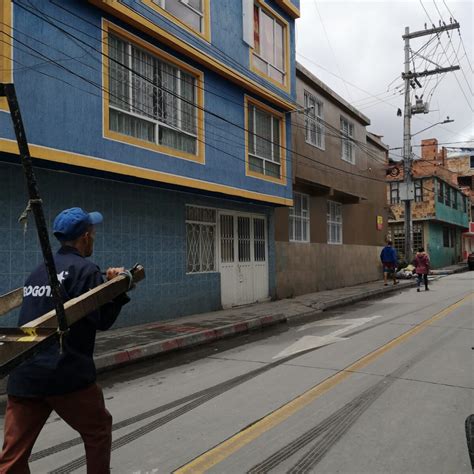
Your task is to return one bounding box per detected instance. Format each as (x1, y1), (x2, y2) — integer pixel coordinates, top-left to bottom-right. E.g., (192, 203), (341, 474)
(218, 212), (268, 308)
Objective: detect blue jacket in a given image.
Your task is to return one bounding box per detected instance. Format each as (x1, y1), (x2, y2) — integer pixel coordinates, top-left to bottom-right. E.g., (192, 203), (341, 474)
(7, 246), (129, 397)
(380, 245), (398, 264)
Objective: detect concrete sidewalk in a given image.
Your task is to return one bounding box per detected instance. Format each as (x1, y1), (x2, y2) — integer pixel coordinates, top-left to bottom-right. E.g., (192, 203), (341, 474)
(93, 262), (469, 373)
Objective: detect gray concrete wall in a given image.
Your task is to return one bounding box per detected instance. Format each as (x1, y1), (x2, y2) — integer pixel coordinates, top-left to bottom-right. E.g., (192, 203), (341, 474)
(276, 242), (384, 298)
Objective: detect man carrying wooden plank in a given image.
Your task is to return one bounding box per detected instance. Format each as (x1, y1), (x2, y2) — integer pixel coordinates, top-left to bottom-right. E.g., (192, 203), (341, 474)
(0, 207), (132, 473)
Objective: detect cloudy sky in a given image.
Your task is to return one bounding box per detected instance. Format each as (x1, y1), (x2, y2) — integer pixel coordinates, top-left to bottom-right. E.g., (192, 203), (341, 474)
(296, 0), (473, 159)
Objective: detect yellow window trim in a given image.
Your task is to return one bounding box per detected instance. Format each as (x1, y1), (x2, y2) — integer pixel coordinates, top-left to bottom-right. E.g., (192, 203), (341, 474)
(245, 95), (287, 186)
(0, 138), (293, 206)
(141, 0), (211, 43)
(88, 0), (295, 111)
(250, 0), (291, 94)
(0, 0), (12, 112)
(102, 20), (205, 164)
(274, 0), (300, 19)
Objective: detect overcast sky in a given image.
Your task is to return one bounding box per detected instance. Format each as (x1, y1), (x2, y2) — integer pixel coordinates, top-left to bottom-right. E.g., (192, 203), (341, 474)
(295, 0), (473, 159)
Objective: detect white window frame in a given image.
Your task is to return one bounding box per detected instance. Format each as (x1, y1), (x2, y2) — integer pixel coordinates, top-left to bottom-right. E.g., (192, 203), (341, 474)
(304, 90), (325, 150)
(153, 0), (204, 33)
(248, 103), (281, 179)
(186, 205), (217, 274)
(289, 193), (310, 243)
(252, 3), (286, 84)
(327, 200), (342, 245)
(340, 116), (355, 164)
(108, 34), (198, 155)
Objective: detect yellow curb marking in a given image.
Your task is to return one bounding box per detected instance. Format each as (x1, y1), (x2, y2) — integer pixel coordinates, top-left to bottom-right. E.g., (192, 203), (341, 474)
(175, 292), (473, 473)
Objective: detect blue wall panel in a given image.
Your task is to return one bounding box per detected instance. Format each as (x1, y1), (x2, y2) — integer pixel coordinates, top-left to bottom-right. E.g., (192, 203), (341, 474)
(0, 162), (275, 328)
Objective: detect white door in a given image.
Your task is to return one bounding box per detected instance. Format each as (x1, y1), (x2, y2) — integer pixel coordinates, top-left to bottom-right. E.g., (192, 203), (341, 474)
(219, 212), (269, 308)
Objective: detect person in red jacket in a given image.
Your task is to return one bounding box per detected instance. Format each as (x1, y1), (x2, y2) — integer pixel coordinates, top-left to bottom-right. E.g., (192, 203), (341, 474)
(413, 247), (431, 292)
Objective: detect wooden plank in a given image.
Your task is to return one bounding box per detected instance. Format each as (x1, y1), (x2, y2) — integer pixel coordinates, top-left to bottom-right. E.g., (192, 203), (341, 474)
(24, 265), (145, 328)
(0, 288), (23, 317)
(0, 265), (145, 378)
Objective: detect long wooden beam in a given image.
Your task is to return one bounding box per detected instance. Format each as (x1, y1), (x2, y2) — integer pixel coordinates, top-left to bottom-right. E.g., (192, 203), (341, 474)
(0, 265), (145, 378)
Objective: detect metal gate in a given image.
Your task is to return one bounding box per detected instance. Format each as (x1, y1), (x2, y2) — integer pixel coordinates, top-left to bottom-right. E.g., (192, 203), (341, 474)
(218, 212), (268, 308)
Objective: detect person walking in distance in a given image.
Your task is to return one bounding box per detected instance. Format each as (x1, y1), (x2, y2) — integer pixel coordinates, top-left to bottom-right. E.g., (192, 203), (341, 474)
(380, 240), (398, 286)
(0, 207), (131, 473)
(413, 247), (431, 292)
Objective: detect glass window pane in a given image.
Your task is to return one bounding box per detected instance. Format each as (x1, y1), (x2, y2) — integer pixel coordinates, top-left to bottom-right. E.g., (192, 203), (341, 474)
(260, 10), (274, 64)
(273, 118), (280, 163)
(249, 155), (264, 174)
(110, 109), (155, 142)
(255, 108), (272, 159)
(109, 35), (130, 110)
(163, 0), (202, 31)
(265, 161), (280, 178)
(274, 21), (284, 71)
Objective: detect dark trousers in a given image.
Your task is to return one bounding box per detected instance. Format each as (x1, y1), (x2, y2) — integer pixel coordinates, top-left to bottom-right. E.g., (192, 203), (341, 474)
(417, 273), (429, 289)
(0, 383), (112, 474)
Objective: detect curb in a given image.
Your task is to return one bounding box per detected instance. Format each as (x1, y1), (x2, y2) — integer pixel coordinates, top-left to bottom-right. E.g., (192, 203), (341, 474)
(95, 280), (419, 373)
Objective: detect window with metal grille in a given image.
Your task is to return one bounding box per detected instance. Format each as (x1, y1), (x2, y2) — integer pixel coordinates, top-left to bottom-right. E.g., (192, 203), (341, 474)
(414, 180), (423, 202)
(391, 224), (405, 260)
(289, 193), (310, 242)
(413, 223), (423, 251)
(186, 206), (216, 273)
(253, 218), (266, 261)
(152, 0), (204, 33)
(390, 182), (400, 204)
(253, 4), (286, 84)
(340, 117), (355, 164)
(304, 91), (324, 149)
(327, 201), (342, 244)
(248, 103), (281, 179)
(108, 34), (198, 154)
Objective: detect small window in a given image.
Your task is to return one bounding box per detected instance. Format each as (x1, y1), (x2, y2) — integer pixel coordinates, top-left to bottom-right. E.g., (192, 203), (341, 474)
(453, 191), (458, 209)
(445, 186), (451, 207)
(438, 180), (444, 203)
(152, 0), (204, 33)
(289, 193), (310, 242)
(253, 4), (286, 85)
(304, 91), (325, 149)
(414, 180), (423, 202)
(463, 196), (467, 213)
(248, 102), (282, 179)
(340, 117), (355, 164)
(327, 200), (342, 244)
(470, 155), (474, 169)
(390, 182), (400, 204)
(186, 206), (216, 273)
(413, 223), (423, 251)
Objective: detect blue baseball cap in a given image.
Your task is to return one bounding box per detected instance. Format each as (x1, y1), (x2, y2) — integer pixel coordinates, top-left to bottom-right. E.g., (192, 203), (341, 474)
(53, 207), (103, 242)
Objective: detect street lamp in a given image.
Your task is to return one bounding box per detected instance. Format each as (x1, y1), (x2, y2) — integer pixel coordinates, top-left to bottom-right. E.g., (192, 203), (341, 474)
(411, 117), (454, 137)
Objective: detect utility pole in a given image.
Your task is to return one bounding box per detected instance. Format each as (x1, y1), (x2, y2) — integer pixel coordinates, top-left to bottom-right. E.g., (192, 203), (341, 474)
(400, 22), (459, 263)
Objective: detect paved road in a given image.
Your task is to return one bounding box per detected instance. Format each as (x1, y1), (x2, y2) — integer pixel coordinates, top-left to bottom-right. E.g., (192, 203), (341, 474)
(6, 272), (473, 473)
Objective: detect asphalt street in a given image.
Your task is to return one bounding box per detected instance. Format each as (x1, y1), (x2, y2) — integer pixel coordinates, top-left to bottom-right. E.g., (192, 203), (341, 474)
(4, 272), (473, 473)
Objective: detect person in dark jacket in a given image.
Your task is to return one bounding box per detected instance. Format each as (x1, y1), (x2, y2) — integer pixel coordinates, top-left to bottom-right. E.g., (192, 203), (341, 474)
(380, 240), (398, 286)
(0, 207), (130, 473)
(413, 247), (431, 292)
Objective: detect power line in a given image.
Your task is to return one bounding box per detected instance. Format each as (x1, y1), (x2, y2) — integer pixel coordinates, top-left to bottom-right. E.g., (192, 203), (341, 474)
(4, 2), (393, 168)
(0, 34), (391, 188)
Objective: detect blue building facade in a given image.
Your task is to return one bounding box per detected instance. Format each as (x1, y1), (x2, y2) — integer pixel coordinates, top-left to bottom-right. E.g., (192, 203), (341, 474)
(0, 0), (299, 327)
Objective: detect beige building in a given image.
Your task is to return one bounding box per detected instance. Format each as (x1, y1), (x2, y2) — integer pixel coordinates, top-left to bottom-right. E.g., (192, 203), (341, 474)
(275, 63), (388, 298)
